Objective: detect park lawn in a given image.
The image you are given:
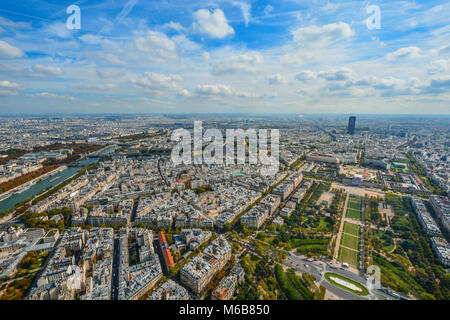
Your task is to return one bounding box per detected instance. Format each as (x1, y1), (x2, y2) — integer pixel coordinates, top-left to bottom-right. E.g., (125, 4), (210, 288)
(392, 167), (411, 174)
(338, 246), (359, 267)
(348, 197), (361, 206)
(347, 199), (362, 211)
(316, 218), (331, 232)
(341, 233), (360, 250)
(349, 195), (362, 203)
(343, 222), (360, 236)
(346, 207), (362, 220)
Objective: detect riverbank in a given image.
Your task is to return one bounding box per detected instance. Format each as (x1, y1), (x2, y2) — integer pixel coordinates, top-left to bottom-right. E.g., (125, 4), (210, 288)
(0, 145), (118, 213)
(0, 165), (67, 199)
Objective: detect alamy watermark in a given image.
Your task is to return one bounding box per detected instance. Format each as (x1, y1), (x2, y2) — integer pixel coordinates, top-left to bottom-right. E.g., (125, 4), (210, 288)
(170, 121), (279, 176)
(366, 5), (381, 30)
(66, 5), (81, 30)
(66, 4), (380, 31)
(366, 264), (381, 290)
(66, 265), (82, 291)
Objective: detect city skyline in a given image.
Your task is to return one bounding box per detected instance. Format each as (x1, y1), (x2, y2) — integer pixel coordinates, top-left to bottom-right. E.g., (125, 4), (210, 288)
(0, 0), (449, 115)
(0, 113), (448, 302)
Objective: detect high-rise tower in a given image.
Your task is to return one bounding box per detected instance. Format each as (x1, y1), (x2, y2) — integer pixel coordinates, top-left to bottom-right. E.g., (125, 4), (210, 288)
(347, 116), (356, 134)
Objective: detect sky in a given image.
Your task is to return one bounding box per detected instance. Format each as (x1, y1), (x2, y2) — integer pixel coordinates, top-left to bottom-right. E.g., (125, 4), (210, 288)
(0, 0), (449, 115)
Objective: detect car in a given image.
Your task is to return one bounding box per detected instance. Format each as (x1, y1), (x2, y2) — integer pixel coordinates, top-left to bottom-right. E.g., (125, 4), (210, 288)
(329, 265), (338, 270)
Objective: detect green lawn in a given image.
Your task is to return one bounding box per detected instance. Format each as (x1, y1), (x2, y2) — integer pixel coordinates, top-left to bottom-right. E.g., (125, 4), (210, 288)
(346, 207), (362, 220)
(347, 200), (361, 211)
(339, 222), (361, 268)
(392, 168), (409, 173)
(341, 233), (360, 250)
(346, 195), (362, 221)
(338, 246), (359, 267)
(343, 221), (360, 236)
(348, 195), (362, 204)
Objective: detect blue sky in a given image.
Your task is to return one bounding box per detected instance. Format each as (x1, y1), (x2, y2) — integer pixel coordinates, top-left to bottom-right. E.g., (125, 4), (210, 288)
(0, 0), (449, 114)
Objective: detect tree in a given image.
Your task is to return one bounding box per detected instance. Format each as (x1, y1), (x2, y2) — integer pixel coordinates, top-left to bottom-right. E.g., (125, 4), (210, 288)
(255, 245), (265, 257)
(256, 232), (267, 240)
(241, 225), (252, 236)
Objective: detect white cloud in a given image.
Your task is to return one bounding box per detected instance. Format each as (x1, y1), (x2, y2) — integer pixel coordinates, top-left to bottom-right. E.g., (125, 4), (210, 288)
(162, 21), (186, 32)
(177, 89), (192, 97)
(369, 77), (405, 90)
(96, 68), (123, 79)
(29, 92), (76, 100)
(232, 1), (251, 26)
(0, 89), (18, 96)
(0, 80), (19, 89)
(79, 34), (103, 45)
(44, 22), (73, 38)
(321, 74), (422, 97)
(0, 40), (24, 59)
(195, 84), (261, 98)
(340, 76), (406, 91)
(233, 91), (262, 98)
(292, 22), (354, 46)
(439, 44), (450, 55)
(400, 3), (450, 31)
(192, 9), (234, 39)
(134, 30), (177, 62)
(76, 83), (118, 91)
(135, 30), (175, 52)
(0, 80), (19, 96)
(295, 70), (317, 81)
(427, 59), (450, 74)
(172, 34), (200, 52)
(0, 16), (31, 29)
(322, 1), (341, 12)
(196, 84), (234, 96)
(1, 2), (448, 113)
(104, 54), (123, 65)
(318, 67), (353, 81)
(0, 64), (25, 77)
(266, 74), (286, 85)
(211, 52), (263, 75)
(385, 46), (421, 61)
(31, 64), (64, 77)
(132, 72), (182, 91)
(263, 5), (274, 15)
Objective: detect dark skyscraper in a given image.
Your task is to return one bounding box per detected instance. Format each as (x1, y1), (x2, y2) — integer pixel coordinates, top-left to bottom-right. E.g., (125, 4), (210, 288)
(348, 116), (356, 134)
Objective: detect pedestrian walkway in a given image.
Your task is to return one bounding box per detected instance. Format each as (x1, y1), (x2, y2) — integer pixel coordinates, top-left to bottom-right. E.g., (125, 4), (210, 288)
(332, 193), (349, 263)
